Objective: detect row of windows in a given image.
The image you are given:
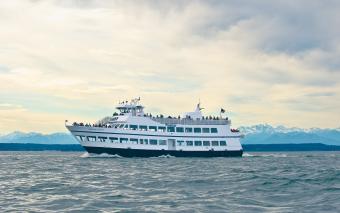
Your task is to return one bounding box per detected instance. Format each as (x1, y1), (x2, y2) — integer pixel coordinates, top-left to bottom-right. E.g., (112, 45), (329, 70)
(112, 124), (218, 133)
(76, 136), (227, 146)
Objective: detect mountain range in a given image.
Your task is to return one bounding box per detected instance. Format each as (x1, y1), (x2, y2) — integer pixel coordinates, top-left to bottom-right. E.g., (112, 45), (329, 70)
(239, 124), (340, 145)
(0, 124), (339, 145)
(0, 131), (78, 144)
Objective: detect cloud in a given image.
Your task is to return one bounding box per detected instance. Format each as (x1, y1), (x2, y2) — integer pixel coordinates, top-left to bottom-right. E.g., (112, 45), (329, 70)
(0, 0), (339, 133)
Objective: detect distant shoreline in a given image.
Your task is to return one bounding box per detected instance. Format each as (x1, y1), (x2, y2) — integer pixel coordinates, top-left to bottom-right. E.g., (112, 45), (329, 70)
(0, 143), (339, 152)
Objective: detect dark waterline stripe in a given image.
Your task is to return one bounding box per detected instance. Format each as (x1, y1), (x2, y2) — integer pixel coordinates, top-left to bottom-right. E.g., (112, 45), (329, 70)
(83, 146), (243, 157)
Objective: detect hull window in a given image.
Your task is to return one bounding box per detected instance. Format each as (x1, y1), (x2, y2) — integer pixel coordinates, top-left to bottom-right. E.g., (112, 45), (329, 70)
(167, 127), (175, 132)
(211, 128), (218, 133)
(185, 128), (193, 133)
(220, 141), (227, 146)
(203, 141), (210, 146)
(76, 135), (85, 142)
(186, 141), (193, 146)
(87, 136), (96, 142)
(177, 140), (184, 146)
(159, 140), (167, 145)
(194, 128), (201, 133)
(130, 138), (138, 144)
(139, 125), (147, 131)
(150, 139), (157, 145)
(129, 125), (138, 130)
(98, 137), (107, 142)
(158, 126), (166, 132)
(120, 138), (128, 143)
(109, 137), (118, 143)
(212, 141), (219, 146)
(202, 128), (210, 133)
(194, 141), (202, 146)
(149, 126), (157, 131)
(176, 127), (184, 132)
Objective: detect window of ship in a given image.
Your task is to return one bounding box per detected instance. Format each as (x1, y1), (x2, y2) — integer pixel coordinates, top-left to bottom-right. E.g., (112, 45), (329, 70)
(185, 127), (193, 133)
(167, 127), (175, 132)
(158, 126), (166, 132)
(176, 127), (184, 132)
(177, 140), (184, 146)
(194, 141), (202, 146)
(202, 128), (210, 133)
(129, 125), (138, 130)
(120, 138), (128, 143)
(98, 136), (107, 142)
(159, 140), (167, 145)
(194, 128), (201, 133)
(211, 128), (218, 133)
(149, 126), (157, 131)
(186, 141), (193, 146)
(203, 141), (210, 146)
(114, 124), (120, 128)
(87, 136), (96, 142)
(76, 135), (85, 141)
(109, 137), (118, 143)
(139, 125), (147, 131)
(144, 139), (149, 144)
(220, 141), (227, 146)
(130, 138), (138, 144)
(212, 141), (219, 146)
(150, 139), (157, 145)
(119, 124), (125, 128)
(139, 139), (144, 144)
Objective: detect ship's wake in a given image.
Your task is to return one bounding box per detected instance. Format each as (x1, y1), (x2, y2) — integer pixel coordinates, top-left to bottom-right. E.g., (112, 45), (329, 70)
(155, 154), (176, 158)
(243, 152), (288, 158)
(80, 152), (122, 158)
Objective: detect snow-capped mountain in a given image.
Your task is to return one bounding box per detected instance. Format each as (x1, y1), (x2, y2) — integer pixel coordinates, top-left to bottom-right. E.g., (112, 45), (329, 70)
(0, 131), (77, 144)
(238, 124), (340, 145)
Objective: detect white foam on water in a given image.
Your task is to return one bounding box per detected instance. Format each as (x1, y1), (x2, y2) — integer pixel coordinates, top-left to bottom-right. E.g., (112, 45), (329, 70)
(243, 153), (288, 158)
(80, 152), (122, 158)
(80, 152), (90, 158)
(156, 154), (175, 158)
(261, 153), (288, 158)
(242, 153), (254, 157)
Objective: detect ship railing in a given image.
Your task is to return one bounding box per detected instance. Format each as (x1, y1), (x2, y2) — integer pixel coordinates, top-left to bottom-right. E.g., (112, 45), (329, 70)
(150, 117), (230, 125)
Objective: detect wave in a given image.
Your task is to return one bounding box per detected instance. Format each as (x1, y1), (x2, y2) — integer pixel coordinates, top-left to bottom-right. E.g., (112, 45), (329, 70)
(242, 153), (255, 157)
(261, 153), (288, 158)
(155, 154), (175, 158)
(80, 152), (122, 158)
(243, 153), (288, 158)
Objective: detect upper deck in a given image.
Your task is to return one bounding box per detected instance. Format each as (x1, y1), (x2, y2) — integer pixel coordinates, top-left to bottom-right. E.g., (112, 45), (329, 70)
(150, 117), (230, 126)
(69, 98), (234, 128)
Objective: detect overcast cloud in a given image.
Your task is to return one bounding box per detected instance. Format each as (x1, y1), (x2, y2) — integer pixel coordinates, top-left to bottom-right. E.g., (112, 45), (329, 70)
(0, 0), (339, 133)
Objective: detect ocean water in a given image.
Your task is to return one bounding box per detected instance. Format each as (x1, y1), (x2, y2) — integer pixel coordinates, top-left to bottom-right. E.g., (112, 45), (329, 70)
(0, 152), (339, 212)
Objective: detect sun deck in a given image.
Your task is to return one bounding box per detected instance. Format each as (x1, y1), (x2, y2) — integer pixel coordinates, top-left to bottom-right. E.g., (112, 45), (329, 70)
(150, 117), (230, 125)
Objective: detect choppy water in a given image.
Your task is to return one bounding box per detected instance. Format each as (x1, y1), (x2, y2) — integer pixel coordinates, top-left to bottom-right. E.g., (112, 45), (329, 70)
(0, 152), (340, 212)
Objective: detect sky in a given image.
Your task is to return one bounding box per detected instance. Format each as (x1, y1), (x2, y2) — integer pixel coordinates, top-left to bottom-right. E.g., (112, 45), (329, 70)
(0, 0), (340, 133)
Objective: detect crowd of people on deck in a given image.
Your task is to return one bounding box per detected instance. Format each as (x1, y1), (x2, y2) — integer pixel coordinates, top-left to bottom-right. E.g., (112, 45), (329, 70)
(143, 113), (228, 121)
(72, 113), (229, 128)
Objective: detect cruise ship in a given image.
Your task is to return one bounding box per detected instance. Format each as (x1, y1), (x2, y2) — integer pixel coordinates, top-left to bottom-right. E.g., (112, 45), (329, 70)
(66, 98), (243, 157)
